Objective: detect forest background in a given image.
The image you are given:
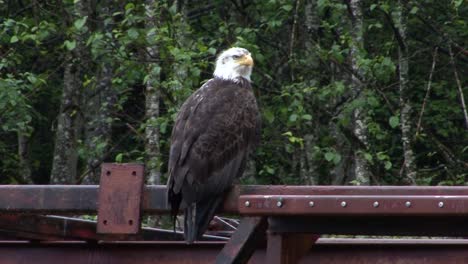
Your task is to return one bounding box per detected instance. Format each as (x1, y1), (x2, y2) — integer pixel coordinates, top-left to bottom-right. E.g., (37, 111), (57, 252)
(0, 0), (467, 189)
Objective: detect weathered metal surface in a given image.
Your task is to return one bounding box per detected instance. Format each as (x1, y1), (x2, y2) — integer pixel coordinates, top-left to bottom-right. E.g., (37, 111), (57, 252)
(97, 163), (144, 234)
(268, 215), (468, 236)
(0, 214), (227, 242)
(1, 239), (468, 263)
(215, 217), (267, 264)
(239, 195), (468, 216)
(0, 185), (97, 213)
(266, 233), (319, 264)
(2, 185), (468, 214)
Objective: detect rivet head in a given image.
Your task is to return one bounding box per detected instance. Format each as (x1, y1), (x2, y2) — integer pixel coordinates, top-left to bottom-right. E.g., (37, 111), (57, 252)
(405, 201), (411, 207)
(373, 201), (379, 208)
(244, 201), (251, 207)
(277, 201), (283, 207)
(309, 201), (315, 207)
(438, 202), (444, 208)
(341, 201), (347, 207)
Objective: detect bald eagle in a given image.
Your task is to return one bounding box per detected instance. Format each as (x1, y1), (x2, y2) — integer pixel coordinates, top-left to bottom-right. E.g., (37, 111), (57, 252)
(167, 47), (261, 243)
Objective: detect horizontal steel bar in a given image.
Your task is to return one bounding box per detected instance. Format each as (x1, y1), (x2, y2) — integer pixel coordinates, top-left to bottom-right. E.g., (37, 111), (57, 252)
(268, 215), (468, 236)
(239, 195), (468, 215)
(0, 214), (226, 242)
(1, 239), (468, 264)
(2, 185), (468, 214)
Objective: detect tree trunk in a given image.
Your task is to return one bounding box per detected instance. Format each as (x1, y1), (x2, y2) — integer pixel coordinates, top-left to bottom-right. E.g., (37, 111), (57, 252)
(144, 0), (162, 185)
(448, 44), (468, 129)
(18, 133), (33, 184)
(50, 56), (81, 184)
(82, 3), (116, 184)
(395, 1), (417, 184)
(348, 0), (370, 185)
(301, 0), (320, 185)
(82, 63), (115, 184)
(50, 0), (88, 184)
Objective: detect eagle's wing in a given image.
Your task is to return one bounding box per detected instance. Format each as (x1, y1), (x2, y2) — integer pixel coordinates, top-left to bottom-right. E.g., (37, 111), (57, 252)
(166, 79), (260, 241)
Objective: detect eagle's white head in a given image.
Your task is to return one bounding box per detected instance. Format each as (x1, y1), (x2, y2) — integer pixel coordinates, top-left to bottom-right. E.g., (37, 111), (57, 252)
(213, 47), (254, 82)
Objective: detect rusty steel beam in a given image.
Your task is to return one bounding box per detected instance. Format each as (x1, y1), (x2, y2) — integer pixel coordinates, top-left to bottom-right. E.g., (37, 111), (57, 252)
(266, 233), (319, 264)
(238, 195), (468, 216)
(3, 185), (468, 214)
(1, 239), (468, 263)
(215, 217), (267, 264)
(268, 215), (468, 236)
(0, 214), (227, 242)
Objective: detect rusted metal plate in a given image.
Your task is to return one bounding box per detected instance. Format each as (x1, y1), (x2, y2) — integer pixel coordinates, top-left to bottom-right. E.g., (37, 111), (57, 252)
(215, 217), (267, 264)
(239, 195), (468, 216)
(97, 163), (144, 234)
(2, 239), (468, 264)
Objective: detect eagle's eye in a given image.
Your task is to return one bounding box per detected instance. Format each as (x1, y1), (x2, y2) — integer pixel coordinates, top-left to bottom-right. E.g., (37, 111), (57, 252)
(232, 55), (241, 59)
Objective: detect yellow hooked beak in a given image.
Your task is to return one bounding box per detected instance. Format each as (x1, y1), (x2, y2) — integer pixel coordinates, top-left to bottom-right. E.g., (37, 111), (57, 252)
(237, 54), (254, 66)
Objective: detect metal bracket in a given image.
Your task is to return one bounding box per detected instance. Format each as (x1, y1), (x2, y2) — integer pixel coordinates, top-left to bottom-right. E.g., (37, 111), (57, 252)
(97, 163), (144, 234)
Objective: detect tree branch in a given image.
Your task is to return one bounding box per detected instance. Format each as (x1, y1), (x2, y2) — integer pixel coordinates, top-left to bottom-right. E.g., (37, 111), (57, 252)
(416, 46), (438, 135)
(448, 44), (468, 129)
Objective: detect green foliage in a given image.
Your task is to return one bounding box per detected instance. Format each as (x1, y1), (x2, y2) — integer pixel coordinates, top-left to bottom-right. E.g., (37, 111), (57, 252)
(0, 0), (466, 186)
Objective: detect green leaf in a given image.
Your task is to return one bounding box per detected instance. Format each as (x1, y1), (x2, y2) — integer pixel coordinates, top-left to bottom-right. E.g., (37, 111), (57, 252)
(64, 40), (76, 51)
(324, 152), (334, 162)
(10, 36), (19, 43)
(409, 6), (419, 14)
(127, 28), (139, 40)
(384, 161), (392, 170)
(281, 4), (293, 12)
(264, 109), (275, 124)
(74, 16), (88, 30)
(389, 116), (399, 128)
(289, 113), (298, 122)
(125, 3), (135, 10)
(207, 47), (217, 55)
(27, 75), (37, 84)
(115, 153), (123, 163)
(333, 153), (342, 165)
(301, 114), (312, 121)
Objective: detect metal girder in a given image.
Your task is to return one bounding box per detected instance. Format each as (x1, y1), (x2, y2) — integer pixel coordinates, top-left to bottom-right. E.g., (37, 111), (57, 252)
(1, 239), (468, 264)
(215, 217), (267, 264)
(267, 215), (468, 236)
(266, 233), (319, 264)
(2, 185), (468, 214)
(0, 214), (227, 242)
(238, 195), (468, 216)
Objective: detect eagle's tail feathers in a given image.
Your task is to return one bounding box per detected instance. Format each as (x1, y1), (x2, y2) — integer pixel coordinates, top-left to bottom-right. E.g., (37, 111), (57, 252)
(183, 197), (223, 244)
